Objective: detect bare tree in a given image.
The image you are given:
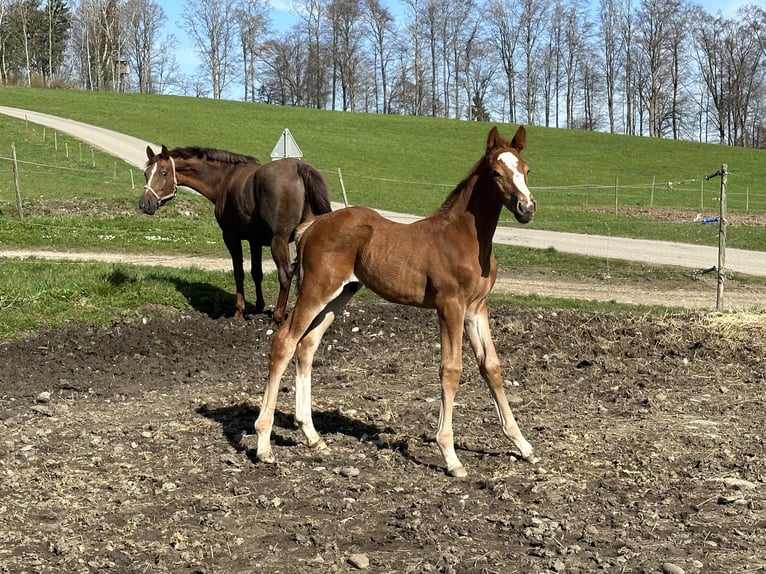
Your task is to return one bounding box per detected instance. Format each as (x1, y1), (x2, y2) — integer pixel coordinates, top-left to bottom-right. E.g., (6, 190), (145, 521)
(237, 0), (270, 102)
(518, 0), (548, 124)
(363, 0), (394, 113)
(123, 0), (164, 93)
(599, 0), (621, 133)
(179, 0), (238, 99)
(259, 28), (309, 105)
(486, 0), (521, 123)
(328, 0), (364, 111)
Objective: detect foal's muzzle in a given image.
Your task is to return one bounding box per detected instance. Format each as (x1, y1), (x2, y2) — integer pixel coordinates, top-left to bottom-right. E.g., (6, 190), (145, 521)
(514, 199), (536, 224)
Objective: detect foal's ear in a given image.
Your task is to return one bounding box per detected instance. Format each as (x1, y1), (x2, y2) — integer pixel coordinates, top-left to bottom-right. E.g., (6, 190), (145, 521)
(160, 144), (170, 158)
(511, 125), (527, 153)
(486, 126), (501, 153)
(146, 145), (155, 161)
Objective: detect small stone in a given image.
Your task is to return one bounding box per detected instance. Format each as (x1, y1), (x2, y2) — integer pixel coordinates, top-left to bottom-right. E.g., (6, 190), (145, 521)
(339, 466), (360, 478)
(36, 391), (51, 404)
(662, 562), (685, 574)
(723, 477), (756, 490)
(348, 553), (370, 569)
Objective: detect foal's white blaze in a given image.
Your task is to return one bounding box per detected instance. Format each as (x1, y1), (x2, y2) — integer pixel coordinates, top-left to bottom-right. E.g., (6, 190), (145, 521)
(498, 152), (532, 203)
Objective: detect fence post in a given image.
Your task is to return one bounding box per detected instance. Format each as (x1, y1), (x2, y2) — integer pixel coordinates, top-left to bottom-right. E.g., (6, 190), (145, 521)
(11, 143), (24, 220)
(337, 168), (349, 207)
(705, 164), (727, 312)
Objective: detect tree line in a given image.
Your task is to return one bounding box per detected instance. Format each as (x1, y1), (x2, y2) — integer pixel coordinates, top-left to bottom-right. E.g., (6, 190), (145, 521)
(1, 0), (764, 147)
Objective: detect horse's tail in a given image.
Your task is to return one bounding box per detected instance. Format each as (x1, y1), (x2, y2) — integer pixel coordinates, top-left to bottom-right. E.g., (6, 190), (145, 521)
(297, 162), (332, 217)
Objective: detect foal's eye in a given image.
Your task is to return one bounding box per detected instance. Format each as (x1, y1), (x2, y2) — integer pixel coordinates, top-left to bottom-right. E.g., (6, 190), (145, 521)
(161, 171), (168, 177)
(492, 170), (501, 178)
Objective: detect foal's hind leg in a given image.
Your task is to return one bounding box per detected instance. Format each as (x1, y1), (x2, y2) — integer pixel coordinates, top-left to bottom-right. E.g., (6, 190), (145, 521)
(253, 278), (358, 464)
(465, 300), (537, 463)
(293, 282), (360, 451)
(270, 233), (294, 325)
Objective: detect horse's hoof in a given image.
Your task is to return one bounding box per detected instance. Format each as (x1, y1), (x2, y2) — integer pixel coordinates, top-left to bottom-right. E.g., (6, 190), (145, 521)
(447, 465), (468, 478)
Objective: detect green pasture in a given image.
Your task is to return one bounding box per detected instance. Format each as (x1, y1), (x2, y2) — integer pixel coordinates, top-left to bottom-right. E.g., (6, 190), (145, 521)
(1, 87), (765, 337)
(1, 86), (765, 247)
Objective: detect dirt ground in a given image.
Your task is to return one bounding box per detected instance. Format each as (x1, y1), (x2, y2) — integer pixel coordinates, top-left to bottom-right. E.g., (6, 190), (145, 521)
(0, 298), (764, 574)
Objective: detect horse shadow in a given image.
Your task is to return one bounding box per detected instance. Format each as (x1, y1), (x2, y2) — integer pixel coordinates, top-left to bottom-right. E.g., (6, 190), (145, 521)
(196, 402), (441, 471)
(147, 272), (259, 319)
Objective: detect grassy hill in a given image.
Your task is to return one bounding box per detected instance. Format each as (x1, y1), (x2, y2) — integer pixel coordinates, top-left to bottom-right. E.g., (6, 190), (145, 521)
(1, 86), (765, 252)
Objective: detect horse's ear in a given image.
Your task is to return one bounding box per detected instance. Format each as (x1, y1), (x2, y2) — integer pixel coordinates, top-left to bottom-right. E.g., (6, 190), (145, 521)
(486, 126), (500, 153)
(146, 145), (155, 160)
(160, 144), (170, 158)
(511, 125), (526, 153)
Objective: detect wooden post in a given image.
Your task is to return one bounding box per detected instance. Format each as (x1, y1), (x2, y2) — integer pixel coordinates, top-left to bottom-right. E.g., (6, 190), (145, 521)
(11, 143), (23, 220)
(614, 177), (619, 215)
(337, 168), (349, 207)
(716, 164), (727, 312)
(706, 165), (727, 312)
(650, 176), (655, 207)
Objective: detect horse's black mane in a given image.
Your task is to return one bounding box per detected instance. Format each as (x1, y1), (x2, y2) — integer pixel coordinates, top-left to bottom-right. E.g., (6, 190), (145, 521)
(169, 146), (260, 166)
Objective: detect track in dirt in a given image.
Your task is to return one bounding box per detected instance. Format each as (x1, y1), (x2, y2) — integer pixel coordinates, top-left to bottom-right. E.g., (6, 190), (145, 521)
(1, 301), (764, 573)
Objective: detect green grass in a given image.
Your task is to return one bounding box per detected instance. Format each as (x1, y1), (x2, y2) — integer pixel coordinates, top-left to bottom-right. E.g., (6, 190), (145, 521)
(1, 87), (765, 337)
(0, 258), (280, 339)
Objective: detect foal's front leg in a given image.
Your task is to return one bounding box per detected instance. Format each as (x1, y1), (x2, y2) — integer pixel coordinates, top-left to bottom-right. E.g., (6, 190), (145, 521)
(465, 301), (537, 463)
(435, 301), (469, 477)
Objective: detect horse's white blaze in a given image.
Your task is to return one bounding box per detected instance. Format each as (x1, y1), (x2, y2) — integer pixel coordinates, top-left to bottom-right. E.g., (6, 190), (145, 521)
(146, 163), (158, 186)
(498, 152), (532, 202)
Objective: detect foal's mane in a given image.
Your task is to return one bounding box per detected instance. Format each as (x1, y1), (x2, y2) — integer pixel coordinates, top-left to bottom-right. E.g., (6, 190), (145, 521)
(164, 146), (261, 166)
(436, 155), (490, 213)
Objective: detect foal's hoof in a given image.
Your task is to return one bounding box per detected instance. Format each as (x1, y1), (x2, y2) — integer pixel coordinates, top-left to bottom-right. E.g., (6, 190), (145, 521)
(257, 451), (276, 465)
(524, 453), (540, 464)
(308, 438), (328, 451)
(447, 465), (468, 478)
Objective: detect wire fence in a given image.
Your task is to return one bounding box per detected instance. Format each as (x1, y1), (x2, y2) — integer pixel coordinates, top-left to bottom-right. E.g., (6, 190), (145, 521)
(2, 123), (765, 249)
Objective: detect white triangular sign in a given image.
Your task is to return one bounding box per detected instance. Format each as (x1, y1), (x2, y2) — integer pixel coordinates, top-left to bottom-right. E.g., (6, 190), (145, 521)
(270, 128), (303, 160)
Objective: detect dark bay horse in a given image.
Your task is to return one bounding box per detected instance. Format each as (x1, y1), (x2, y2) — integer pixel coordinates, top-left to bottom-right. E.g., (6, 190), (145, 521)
(139, 145), (332, 323)
(253, 126), (538, 477)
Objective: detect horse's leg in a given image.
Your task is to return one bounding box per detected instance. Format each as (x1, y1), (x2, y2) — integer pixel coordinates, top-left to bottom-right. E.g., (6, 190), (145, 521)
(270, 233), (293, 325)
(248, 240), (265, 314)
(294, 283), (359, 450)
(435, 299), (469, 478)
(223, 234), (247, 320)
(465, 299), (537, 463)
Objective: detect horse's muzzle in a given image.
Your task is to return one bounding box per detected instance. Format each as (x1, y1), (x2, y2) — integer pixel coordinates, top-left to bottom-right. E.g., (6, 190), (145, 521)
(514, 199), (536, 224)
(139, 193), (158, 215)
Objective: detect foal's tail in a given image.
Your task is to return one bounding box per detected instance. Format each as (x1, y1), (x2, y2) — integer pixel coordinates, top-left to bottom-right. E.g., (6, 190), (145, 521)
(297, 162), (332, 217)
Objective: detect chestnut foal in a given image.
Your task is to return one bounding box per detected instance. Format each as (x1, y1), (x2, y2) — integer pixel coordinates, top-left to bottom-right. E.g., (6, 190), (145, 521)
(254, 126), (537, 477)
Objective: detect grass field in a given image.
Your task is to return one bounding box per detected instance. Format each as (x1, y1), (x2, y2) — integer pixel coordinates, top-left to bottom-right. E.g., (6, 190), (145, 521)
(1, 87), (765, 337)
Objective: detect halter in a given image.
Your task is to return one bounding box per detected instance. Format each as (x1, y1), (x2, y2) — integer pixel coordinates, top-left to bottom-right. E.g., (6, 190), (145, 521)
(143, 155), (178, 205)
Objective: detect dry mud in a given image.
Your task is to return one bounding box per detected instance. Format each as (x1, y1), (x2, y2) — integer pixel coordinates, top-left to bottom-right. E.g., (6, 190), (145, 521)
(0, 302), (764, 573)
